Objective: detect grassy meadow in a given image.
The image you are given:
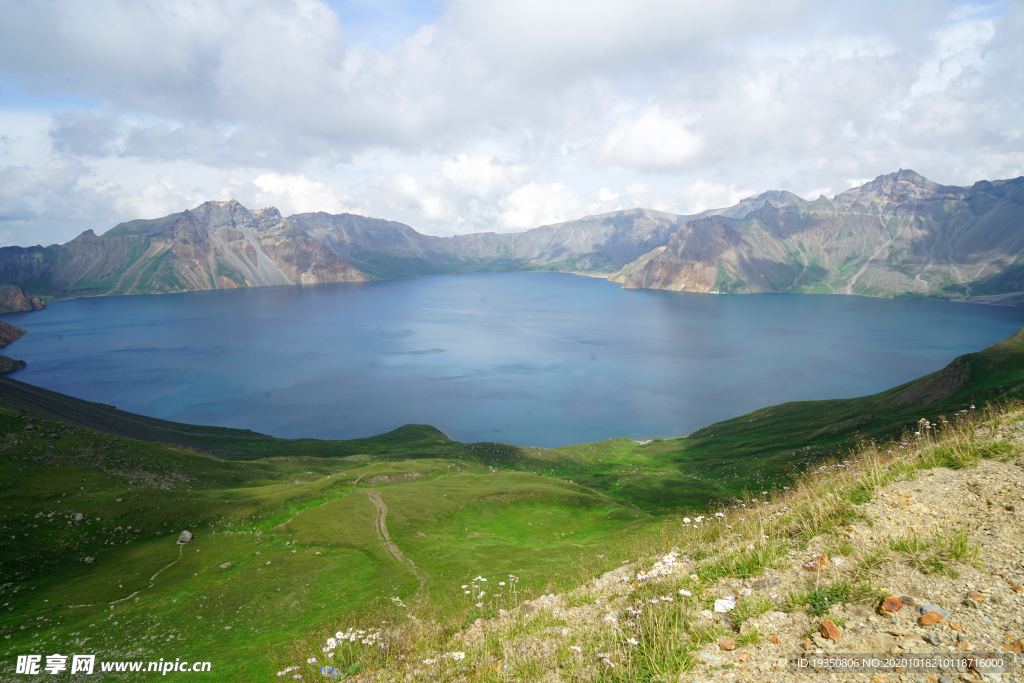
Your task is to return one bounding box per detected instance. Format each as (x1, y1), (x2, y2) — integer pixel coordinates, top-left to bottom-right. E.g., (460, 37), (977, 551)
(0, 325), (1019, 679)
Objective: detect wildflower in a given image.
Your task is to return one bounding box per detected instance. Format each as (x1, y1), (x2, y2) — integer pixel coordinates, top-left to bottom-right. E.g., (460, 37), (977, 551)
(326, 638), (336, 648)
(604, 614), (617, 624)
(475, 602), (483, 608)
(464, 590), (470, 594)
(569, 646), (582, 654)
(660, 596), (674, 602)
(690, 574), (699, 582)
(679, 589), (692, 597)
(422, 658), (437, 665)
(627, 637), (639, 646)
(306, 658), (317, 664)
(683, 517), (691, 523)
(715, 512), (725, 518)
(461, 585), (468, 589)
(499, 581), (505, 586)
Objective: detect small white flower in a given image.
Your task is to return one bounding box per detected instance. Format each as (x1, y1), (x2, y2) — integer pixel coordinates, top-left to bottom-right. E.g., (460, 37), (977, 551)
(679, 589), (692, 597)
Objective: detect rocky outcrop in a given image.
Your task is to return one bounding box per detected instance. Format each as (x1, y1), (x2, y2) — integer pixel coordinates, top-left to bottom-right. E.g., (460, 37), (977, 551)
(0, 321), (28, 348)
(0, 356), (26, 373)
(0, 201), (367, 298)
(614, 170), (1024, 301)
(0, 285), (45, 313)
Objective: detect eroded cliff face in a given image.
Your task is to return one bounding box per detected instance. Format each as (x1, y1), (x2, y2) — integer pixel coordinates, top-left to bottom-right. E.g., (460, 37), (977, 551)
(616, 170), (1024, 300)
(0, 285), (45, 313)
(0, 201), (367, 298)
(1, 170), (1022, 303)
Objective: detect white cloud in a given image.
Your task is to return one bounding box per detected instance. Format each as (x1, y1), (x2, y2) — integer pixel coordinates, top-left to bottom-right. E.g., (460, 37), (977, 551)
(596, 107), (703, 172)
(252, 173), (356, 216)
(112, 175), (213, 221)
(0, 0), (1021, 243)
(497, 183), (582, 230)
(670, 180), (753, 215)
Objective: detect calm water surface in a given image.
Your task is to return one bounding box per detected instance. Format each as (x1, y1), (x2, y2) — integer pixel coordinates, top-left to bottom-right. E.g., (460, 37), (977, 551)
(3, 273), (1023, 447)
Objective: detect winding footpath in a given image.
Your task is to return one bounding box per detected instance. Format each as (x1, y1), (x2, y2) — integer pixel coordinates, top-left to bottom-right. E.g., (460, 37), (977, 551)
(364, 490), (431, 594)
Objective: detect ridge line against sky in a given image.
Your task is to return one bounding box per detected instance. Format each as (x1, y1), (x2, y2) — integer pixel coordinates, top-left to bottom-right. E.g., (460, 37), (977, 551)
(0, 0), (1022, 248)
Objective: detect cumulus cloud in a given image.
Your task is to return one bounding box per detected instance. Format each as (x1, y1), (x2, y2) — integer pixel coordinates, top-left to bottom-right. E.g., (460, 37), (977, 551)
(0, 0), (1021, 243)
(595, 107), (703, 172)
(251, 173), (357, 216)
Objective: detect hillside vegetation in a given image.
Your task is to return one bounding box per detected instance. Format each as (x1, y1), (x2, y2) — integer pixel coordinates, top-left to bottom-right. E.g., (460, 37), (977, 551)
(0, 326), (1020, 680)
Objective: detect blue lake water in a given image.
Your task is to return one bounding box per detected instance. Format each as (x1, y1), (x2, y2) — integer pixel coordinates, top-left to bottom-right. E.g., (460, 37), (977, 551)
(3, 273), (1023, 447)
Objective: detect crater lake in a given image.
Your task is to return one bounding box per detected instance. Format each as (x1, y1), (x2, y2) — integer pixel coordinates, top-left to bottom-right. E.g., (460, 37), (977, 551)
(4, 272), (1024, 447)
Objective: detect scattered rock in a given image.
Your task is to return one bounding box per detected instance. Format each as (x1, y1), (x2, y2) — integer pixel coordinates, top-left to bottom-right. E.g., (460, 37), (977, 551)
(219, 562), (232, 570)
(1002, 639), (1024, 654)
(820, 620), (841, 641)
(916, 604), (951, 617)
(115, 498), (123, 503)
(83, 557), (95, 564)
(1010, 585), (1023, 593)
(699, 609), (714, 620)
(697, 652), (721, 667)
(719, 637), (736, 651)
(919, 611), (946, 626)
(176, 530), (193, 545)
(881, 596), (903, 612)
(898, 595), (915, 607)
(769, 635), (780, 644)
(415, 531), (426, 537)
(751, 577), (779, 591)
(713, 596), (736, 613)
(73, 513), (84, 522)
(803, 553), (828, 572)
(927, 633), (941, 646)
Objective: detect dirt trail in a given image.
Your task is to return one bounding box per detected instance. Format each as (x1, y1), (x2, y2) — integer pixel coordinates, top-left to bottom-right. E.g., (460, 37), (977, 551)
(364, 490), (431, 593)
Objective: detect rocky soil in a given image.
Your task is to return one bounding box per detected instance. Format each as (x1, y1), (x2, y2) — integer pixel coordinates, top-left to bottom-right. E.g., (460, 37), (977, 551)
(434, 457), (1024, 683)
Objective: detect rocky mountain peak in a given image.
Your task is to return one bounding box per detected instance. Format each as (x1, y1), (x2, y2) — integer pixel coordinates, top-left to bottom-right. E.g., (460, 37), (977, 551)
(834, 169), (955, 206)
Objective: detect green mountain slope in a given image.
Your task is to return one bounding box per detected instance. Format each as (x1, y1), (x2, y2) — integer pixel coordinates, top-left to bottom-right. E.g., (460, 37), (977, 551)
(0, 324), (1021, 679)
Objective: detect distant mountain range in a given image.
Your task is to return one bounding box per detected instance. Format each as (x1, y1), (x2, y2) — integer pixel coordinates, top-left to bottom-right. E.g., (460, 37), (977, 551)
(1, 169), (1022, 304)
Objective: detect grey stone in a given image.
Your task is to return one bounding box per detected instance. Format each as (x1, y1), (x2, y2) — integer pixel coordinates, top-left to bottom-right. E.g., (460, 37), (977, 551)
(696, 652), (721, 667)
(176, 530), (193, 545)
(752, 577), (780, 591)
(939, 677), (954, 683)
(219, 562), (232, 570)
(83, 557), (95, 564)
(73, 513), (84, 522)
(916, 604), (951, 617)
(927, 633), (941, 646)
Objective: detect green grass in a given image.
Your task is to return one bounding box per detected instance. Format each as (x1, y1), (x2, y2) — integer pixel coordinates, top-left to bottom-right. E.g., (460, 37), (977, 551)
(0, 408), (658, 680)
(2, 322), (1024, 679)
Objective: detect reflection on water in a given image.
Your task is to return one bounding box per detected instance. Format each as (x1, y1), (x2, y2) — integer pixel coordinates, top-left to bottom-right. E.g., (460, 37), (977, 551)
(3, 273), (1023, 447)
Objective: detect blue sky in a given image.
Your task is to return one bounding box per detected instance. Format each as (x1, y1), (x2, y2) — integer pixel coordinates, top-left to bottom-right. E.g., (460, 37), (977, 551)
(0, 0), (1021, 247)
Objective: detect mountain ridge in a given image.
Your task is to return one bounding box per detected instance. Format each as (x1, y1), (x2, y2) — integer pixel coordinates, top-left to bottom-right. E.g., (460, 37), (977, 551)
(1, 170), (1022, 303)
